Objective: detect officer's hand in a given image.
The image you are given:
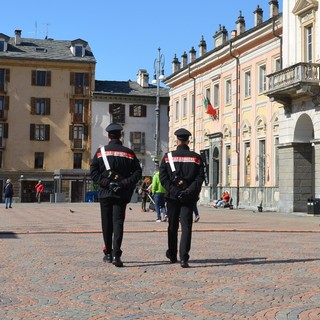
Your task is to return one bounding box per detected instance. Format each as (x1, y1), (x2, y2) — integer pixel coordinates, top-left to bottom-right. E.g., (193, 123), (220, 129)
(109, 181), (125, 193)
(170, 185), (181, 198)
(100, 178), (110, 188)
(177, 190), (188, 200)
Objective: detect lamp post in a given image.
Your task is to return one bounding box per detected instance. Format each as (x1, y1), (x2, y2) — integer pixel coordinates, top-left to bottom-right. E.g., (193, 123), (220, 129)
(152, 47), (165, 169)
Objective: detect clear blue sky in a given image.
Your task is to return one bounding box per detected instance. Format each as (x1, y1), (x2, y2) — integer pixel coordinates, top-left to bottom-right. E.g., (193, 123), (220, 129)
(1, 0), (282, 81)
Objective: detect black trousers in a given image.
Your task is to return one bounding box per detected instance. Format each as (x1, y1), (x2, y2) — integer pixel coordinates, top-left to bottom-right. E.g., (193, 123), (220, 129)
(166, 200), (193, 261)
(100, 197), (127, 258)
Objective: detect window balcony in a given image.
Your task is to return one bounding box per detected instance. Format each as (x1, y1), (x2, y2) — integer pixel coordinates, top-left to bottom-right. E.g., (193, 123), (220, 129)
(267, 62), (320, 113)
(72, 113), (84, 123)
(71, 139), (86, 150)
(72, 85), (90, 96)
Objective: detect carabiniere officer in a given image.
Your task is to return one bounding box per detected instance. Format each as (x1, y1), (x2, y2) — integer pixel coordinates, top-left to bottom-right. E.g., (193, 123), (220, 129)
(159, 128), (205, 268)
(90, 123), (142, 267)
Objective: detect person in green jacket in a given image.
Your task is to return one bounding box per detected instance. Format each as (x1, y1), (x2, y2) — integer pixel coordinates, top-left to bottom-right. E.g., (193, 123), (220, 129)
(151, 168), (167, 222)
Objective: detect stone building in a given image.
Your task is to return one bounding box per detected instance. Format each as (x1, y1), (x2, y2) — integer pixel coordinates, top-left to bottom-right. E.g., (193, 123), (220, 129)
(0, 30), (96, 202)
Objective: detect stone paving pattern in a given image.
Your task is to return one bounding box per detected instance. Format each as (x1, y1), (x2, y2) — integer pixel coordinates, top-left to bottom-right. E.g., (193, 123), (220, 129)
(0, 203), (320, 319)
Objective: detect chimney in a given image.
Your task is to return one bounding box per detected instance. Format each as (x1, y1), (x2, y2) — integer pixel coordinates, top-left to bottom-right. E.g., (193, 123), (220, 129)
(199, 35), (207, 57)
(231, 30), (237, 39)
(136, 69), (149, 88)
(214, 25), (228, 47)
(15, 29), (22, 45)
(254, 5), (263, 26)
(236, 11), (246, 35)
(181, 51), (188, 68)
(269, 0), (279, 18)
(189, 47), (196, 63)
(172, 54), (180, 73)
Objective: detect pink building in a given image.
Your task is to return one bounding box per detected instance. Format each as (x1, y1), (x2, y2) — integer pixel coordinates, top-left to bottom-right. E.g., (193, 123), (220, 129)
(164, 1), (282, 211)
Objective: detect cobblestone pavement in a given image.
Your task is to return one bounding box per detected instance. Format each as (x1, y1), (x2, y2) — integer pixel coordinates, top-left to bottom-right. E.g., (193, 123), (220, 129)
(1, 203), (320, 319)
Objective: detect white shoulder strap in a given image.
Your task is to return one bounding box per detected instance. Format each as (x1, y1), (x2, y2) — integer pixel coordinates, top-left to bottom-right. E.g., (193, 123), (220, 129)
(168, 152), (176, 173)
(100, 146), (110, 171)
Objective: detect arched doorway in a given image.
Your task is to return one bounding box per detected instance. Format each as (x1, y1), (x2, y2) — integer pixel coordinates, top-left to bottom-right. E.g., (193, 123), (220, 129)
(293, 114), (314, 211)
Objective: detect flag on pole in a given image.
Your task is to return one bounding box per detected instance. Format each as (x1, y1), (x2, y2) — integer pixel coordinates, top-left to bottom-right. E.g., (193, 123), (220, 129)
(203, 97), (217, 117)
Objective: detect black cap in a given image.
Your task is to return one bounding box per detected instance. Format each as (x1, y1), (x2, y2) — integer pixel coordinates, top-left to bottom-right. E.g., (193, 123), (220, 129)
(105, 123), (123, 134)
(174, 128), (191, 141)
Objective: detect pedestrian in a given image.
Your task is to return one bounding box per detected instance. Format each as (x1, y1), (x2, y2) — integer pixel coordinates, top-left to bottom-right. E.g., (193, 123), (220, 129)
(151, 167), (167, 222)
(4, 179), (14, 209)
(90, 123), (142, 267)
(159, 128), (205, 268)
(194, 203), (200, 222)
(35, 180), (44, 203)
(140, 176), (151, 212)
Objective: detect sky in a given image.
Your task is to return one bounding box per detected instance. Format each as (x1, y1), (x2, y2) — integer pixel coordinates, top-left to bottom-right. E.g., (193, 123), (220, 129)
(1, 0), (283, 82)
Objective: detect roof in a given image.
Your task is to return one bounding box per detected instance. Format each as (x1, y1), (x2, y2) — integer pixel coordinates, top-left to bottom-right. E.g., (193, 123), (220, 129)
(94, 80), (169, 98)
(0, 35), (96, 64)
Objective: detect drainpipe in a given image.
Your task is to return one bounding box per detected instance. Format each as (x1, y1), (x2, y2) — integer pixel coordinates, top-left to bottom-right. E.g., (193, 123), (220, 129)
(188, 65), (196, 151)
(229, 41), (240, 208)
(272, 18), (282, 69)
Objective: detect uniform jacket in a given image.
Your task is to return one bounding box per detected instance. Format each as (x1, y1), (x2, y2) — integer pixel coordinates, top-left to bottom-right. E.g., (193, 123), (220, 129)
(159, 144), (205, 204)
(90, 139), (142, 203)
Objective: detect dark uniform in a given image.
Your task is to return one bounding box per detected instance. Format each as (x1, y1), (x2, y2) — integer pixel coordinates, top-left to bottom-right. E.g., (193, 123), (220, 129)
(90, 123), (142, 267)
(159, 128), (205, 268)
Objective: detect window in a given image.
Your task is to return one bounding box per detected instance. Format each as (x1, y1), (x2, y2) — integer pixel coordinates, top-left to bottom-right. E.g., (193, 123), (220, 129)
(0, 151), (2, 168)
(258, 139), (266, 186)
(0, 40), (4, 52)
(244, 71), (251, 98)
(130, 132), (145, 153)
(305, 25), (313, 63)
(213, 83), (219, 108)
(175, 100), (179, 121)
(244, 142), (251, 186)
(225, 79), (232, 104)
(129, 104), (146, 117)
(75, 45), (83, 57)
(258, 65), (266, 93)
(182, 97), (187, 118)
(274, 57), (281, 72)
(0, 96), (9, 119)
(109, 104), (125, 123)
(70, 72), (89, 95)
(191, 93), (195, 115)
(73, 153), (82, 169)
(0, 68), (10, 92)
(226, 145), (231, 185)
(69, 125), (88, 149)
(31, 98), (50, 115)
(30, 124), (50, 141)
(31, 70), (51, 86)
(0, 123), (8, 148)
(34, 152), (44, 169)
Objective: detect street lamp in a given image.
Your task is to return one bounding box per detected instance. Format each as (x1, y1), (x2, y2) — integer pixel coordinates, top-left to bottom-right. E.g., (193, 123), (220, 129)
(152, 47), (165, 169)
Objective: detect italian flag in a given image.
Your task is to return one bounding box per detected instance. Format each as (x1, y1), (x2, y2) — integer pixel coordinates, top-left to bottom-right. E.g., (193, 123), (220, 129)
(204, 97), (217, 116)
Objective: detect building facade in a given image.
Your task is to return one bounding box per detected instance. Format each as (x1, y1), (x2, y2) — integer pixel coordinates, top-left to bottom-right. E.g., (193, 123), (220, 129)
(0, 30), (96, 202)
(92, 69), (169, 178)
(267, 0), (320, 213)
(164, 1), (282, 211)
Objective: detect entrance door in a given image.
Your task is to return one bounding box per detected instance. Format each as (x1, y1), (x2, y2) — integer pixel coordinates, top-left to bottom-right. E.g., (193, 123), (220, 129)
(71, 180), (83, 202)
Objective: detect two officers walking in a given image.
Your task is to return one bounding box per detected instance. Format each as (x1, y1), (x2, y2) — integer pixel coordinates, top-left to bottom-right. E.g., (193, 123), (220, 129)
(91, 124), (204, 268)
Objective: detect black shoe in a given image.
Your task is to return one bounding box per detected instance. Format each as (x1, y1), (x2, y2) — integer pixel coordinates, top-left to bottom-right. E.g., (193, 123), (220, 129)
(9, 206), (12, 208)
(194, 215), (200, 222)
(112, 257), (124, 267)
(180, 260), (189, 268)
(166, 250), (177, 263)
(103, 253), (112, 263)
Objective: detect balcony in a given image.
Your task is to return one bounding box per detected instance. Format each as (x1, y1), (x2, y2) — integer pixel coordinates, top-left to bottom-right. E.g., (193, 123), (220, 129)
(72, 85), (90, 96)
(0, 136), (5, 149)
(72, 113), (84, 124)
(71, 139), (86, 150)
(267, 62), (320, 113)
